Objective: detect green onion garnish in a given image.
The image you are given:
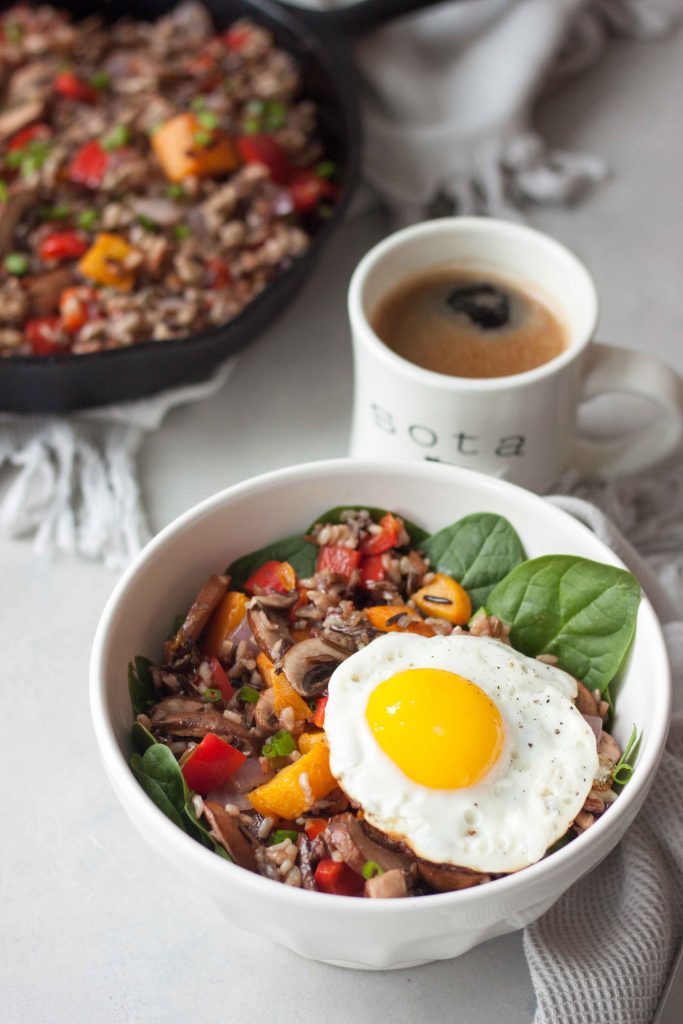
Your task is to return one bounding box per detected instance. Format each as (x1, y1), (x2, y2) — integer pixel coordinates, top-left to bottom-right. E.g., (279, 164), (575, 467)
(137, 214), (157, 232)
(197, 109), (219, 131)
(362, 860), (384, 880)
(172, 224), (191, 241)
(238, 685), (260, 704)
(77, 209), (98, 230)
(190, 96), (207, 111)
(241, 117), (261, 136)
(4, 252), (29, 276)
(315, 159), (336, 179)
(166, 183), (187, 201)
(262, 729), (295, 759)
(90, 71), (111, 90)
(5, 22), (23, 44)
(613, 724), (639, 786)
(264, 100), (285, 130)
(193, 128), (213, 148)
(40, 203), (71, 222)
(102, 125), (130, 152)
(6, 139), (51, 177)
(0, 181), (9, 202)
(268, 829), (299, 846)
(202, 688), (222, 703)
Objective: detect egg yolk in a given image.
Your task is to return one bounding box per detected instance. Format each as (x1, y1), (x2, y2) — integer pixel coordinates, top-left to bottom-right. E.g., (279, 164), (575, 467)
(365, 668), (505, 789)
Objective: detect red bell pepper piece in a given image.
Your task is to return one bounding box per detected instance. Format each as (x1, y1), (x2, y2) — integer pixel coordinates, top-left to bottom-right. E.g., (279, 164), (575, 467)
(206, 655), (234, 702)
(360, 513), (401, 556)
(304, 817), (328, 841)
(181, 732), (246, 796)
(207, 258), (231, 288)
(8, 123), (50, 152)
(59, 286), (100, 333)
(39, 230), (88, 263)
(315, 545), (361, 577)
(67, 140), (108, 189)
(25, 316), (67, 356)
(244, 559), (297, 596)
(54, 70), (98, 104)
(237, 134), (292, 185)
(224, 26), (250, 51)
(359, 554), (386, 588)
(311, 695), (327, 729)
(314, 858), (364, 897)
(288, 169), (337, 213)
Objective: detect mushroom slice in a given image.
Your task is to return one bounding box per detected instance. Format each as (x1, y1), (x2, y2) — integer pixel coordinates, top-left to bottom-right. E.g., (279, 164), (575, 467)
(364, 868), (409, 899)
(164, 574), (229, 660)
(0, 99), (45, 141)
(202, 801), (259, 872)
(247, 601), (292, 661)
(254, 591), (299, 611)
(324, 813), (413, 876)
(150, 697), (256, 755)
(0, 187), (36, 259)
(282, 637), (350, 697)
(417, 861), (491, 893)
(254, 688), (279, 732)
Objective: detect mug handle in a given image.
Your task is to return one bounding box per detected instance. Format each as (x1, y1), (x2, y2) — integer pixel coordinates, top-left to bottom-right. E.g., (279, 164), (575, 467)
(575, 342), (683, 478)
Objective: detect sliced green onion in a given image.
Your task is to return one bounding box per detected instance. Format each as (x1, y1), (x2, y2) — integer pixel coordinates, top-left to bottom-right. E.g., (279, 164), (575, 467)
(190, 96), (207, 111)
(40, 203), (71, 222)
(238, 685), (260, 704)
(315, 159), (337, 179)
(0, 181), (9, 202)
(102, 125), (130, 152)
(5, 22), (23, 44)
(197, 109), (219, 131)
(90, 71), (111, 90)
(77, 209), (98, 231)
(172, 224), (191, 241)
(241, 117), (261, 136)
(193, 128), (213, 148)
(268, 829), (299, 846)
(166, 183), (187, 201)
(202, 688), (222, 703)
(362, 860), (384, 880)
(262, 729), (295, 759)
(264, 100), (285, 130)
(613, 724), (639, 786)
(137, 214), (157, 232)
(4, 252), (29, 276)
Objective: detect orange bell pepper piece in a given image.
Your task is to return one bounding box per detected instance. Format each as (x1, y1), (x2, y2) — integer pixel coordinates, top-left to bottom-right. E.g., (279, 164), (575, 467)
(202, 590), (248, 657)
(298, 730), (325, 754)
(78, 233), (136, 290)
(152, 113), (240, 182)
(413, 573), (472, 626)
(365, 605), (435, 637)
(248, 741), (336, 819)
(257, 652), (310, 721)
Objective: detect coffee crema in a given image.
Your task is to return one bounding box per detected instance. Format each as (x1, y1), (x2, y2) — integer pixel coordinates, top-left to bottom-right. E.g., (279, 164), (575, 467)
(372, 266), (568, 379)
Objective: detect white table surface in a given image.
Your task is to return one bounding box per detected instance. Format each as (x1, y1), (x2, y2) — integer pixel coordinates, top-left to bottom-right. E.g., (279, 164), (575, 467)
(3, 26), (683, 1024)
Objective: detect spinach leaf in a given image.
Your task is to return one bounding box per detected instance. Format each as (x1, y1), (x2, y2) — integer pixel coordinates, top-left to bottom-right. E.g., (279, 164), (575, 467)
(309, 506), (429, 545)
(182, 801), (233, 861)
(128, 656), (156, 716)
(418, 513), (526, 608)
(227, 534), (318, 590)
(131, 720), (157, 753)
(130, 744), (188, 830)
(487, 555), (641, 693)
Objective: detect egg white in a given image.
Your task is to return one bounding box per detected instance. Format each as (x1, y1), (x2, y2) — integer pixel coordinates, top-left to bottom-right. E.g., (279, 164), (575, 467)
(325, 632), (599, 874)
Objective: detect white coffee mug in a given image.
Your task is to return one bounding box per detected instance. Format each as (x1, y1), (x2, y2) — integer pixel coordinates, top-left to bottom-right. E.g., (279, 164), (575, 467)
(348, 218), (683, 492)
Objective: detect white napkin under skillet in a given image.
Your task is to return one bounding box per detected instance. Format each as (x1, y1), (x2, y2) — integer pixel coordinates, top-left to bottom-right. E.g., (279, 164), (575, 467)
(526, 495), (683, 1024)
(1, 0), (682, 567)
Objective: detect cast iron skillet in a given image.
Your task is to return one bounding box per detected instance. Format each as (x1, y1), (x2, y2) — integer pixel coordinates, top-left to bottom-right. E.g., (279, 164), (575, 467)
(0, 0), (448, 411)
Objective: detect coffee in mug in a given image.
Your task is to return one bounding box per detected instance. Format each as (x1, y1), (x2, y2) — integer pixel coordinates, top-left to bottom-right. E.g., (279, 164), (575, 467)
(372, 267), (568, 379)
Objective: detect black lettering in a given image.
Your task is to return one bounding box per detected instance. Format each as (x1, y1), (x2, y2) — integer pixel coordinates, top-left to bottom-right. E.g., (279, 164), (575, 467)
(495, 435), (526, 457)
(454, 432), (479, 456)
(371, 403), (396, 435)
(408, 424), (437, 448)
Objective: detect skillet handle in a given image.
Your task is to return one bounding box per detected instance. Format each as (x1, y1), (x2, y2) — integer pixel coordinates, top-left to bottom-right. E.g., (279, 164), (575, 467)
(278, 0), (458, 36)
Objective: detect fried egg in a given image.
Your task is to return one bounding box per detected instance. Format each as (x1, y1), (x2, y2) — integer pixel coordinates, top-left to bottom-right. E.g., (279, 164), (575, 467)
(324, 632), (599, 874)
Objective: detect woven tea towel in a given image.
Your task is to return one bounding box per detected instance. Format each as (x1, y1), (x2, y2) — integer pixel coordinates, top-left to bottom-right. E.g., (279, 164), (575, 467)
(524, 493), (683, 1024)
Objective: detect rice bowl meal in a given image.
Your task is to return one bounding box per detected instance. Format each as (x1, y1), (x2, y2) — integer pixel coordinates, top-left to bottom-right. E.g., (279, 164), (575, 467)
(0, 1), (338, 357)
(127, 504), (641, 898)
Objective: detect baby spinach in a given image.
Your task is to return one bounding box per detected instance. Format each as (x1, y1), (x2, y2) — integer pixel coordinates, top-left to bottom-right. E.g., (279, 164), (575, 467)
(227, 534), (318, 590)
(130, 743), (188, 830)
(487, 555), (640, 693)
(418, 513), (526, 609)
(131, 720), (157, 753)
(309, 506), (429, 545)
(128, 656), (156, 717)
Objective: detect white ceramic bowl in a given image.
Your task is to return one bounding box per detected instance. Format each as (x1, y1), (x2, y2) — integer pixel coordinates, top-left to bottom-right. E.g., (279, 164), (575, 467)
(90, 459), (671, 969)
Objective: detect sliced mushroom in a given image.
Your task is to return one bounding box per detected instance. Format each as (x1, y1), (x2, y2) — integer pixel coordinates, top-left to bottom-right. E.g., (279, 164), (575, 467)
(297, 833), (317, 891)
(7, 58), (59, 102)
(253, 590), (299, 611)
(364, 868), (409, 899)
(149, 696), (256, 754)
(0, 99), (45, 141)
(25, 266), (74, 315)
(417, 861), (491, 893)
(575, 680), (599, 717)
(254, 688), (279, 732)
(164, 574), (229, 660)
(203, 800), (259, 872)
(282, 636), (350, 697)
(597, 731), (620, 763)
(324, 813), (414, 876)
(247, 601), (292, 661)
(0, 187), (36, 259)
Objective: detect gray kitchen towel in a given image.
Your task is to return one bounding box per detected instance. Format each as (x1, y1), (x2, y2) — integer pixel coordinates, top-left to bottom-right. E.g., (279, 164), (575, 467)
(524, 494), (683, 1024)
